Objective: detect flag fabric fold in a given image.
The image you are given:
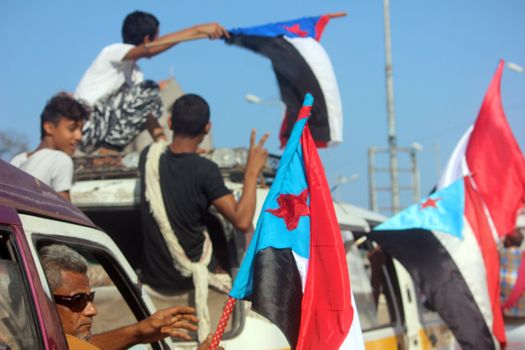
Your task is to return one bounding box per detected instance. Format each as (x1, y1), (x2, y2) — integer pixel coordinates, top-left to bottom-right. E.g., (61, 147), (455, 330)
(438, 59), (525, 238)
(230, 93), (364, 349)
(435, 60), (525, 346)
(370, 177), (503, 349)
(227, 16), (343, 148)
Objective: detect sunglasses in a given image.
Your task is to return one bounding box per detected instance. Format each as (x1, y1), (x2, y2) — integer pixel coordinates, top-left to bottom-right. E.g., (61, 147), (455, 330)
(54, 291), (95, 312)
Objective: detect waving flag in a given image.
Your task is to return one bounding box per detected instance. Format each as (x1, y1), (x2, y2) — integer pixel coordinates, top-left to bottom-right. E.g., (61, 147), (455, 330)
(227, 15), (343, 148)
(437, 60), (525, 238)
(435, 60), (525, 346)
(370, 177), (504, 349)
(230, 94), (364, 349)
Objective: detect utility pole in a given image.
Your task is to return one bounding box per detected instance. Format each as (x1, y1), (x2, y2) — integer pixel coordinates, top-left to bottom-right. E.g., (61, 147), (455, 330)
(383, 0), (400, 213)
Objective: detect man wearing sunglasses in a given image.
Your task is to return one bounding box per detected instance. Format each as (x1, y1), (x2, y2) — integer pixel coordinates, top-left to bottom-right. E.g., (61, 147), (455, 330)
(39, 244), (220, 350)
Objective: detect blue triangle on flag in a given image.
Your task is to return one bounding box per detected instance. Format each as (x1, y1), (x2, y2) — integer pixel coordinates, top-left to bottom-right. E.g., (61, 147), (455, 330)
(375, 179), (465, 239)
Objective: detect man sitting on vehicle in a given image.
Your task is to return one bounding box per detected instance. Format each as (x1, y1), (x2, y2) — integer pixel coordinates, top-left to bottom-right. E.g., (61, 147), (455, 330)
(139, 93), (268, 340)
(39, 244), (220, 350)
(10, 93), (89, 201)
(77, 10), (228, 154)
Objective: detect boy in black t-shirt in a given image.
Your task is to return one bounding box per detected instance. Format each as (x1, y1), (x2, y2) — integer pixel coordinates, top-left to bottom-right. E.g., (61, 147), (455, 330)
(139, 94), (269, 292)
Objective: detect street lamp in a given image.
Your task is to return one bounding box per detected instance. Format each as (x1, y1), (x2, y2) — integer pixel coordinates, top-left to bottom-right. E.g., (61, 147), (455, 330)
(507, 62), (524, 74)
(330, 174), (359, 202)
(244, 93), (284, 107)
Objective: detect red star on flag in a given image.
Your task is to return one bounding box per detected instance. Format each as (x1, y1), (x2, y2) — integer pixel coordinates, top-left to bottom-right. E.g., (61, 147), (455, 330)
(267, 189), (310, 230)
(420, 197), (442, 210)
(283, 24), (308, 37)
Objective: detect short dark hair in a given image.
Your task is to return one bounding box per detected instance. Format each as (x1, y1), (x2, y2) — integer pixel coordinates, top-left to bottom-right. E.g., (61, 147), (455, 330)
(40, 93), (90, 139)
(171, 94), (210, 137)
(122, 11), (159, 46)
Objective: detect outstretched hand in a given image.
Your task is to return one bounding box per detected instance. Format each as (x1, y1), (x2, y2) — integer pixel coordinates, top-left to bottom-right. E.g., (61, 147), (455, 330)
(198, 22), (230, 40)
(135, 306), (198, 343)
(245, 129), (269, 177)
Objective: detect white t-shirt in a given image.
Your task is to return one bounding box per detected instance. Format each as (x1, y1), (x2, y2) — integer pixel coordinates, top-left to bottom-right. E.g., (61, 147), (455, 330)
(10, 149), (74, 192)
(75, 43), (144, 105)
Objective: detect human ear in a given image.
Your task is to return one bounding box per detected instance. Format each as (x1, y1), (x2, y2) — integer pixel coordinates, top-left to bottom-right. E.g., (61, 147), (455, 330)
(204, 122), (211, 134)
(167, 116), (173, 130)
(43, 121), (55, 137)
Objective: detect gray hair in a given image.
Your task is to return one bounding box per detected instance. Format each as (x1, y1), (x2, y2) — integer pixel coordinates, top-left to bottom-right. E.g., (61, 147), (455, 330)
(39, 244), (88, 291)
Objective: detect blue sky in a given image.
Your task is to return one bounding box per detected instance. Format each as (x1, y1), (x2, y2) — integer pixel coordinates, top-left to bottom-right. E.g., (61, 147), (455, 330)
(1, 1), (524, 212)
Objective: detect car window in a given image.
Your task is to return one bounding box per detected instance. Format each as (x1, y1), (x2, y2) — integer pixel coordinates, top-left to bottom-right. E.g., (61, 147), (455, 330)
(0, 230), (42, 350)
(344, 230), (397, 331)
(81, 252), (138, 335)
(36, 239), (164, 350)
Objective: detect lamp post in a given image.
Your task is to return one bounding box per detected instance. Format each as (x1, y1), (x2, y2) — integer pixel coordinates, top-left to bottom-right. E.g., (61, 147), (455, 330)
(330, 174), (359, 202)
(507, 62), (524, 74)
(383, 0), (400, 213)
(244, 93), (284, 108)
(410, 142), (423, 202)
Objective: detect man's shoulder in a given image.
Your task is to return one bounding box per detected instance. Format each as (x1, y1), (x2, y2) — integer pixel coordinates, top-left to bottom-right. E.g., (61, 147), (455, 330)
(10, 152), (28, 167)
(39, 149), (72, 162)
(99, 43), (136, 59)
(173, 153), (218, 170)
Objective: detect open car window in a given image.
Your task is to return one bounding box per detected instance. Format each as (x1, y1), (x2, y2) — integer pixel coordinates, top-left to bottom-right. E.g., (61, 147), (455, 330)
(343, 229), (400, 331)
(0, 229), (42, 350)
(35, 238), (165, 350)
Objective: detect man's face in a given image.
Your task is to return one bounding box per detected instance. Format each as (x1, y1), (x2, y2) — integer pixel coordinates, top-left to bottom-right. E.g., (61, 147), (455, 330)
(44, 117), (83, 156)
(53, 270), (97, 340)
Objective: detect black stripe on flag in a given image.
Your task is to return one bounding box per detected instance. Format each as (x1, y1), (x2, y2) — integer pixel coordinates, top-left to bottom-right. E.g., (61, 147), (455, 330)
(227, 35), (330, 144)
(248, 247), (303, 349)
(370, 229), (494, 350)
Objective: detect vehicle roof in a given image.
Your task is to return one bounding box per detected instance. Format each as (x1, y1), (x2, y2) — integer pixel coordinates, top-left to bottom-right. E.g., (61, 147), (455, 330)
(0, 159), (96, 228)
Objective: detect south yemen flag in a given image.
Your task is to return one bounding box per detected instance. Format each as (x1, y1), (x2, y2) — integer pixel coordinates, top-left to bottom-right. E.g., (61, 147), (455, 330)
(227, 15), (343, 148)
(370, 177), (504, 349)
(230, 94), (364, 349)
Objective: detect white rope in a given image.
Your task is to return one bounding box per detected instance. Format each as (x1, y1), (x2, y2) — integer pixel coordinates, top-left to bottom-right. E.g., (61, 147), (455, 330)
(144, 141), (214, 341)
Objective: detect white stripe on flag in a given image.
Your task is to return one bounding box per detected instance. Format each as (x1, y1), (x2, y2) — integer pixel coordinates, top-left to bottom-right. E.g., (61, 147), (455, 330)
(437, 126), (472, 190)
(433, 218), (494, 330)
(285, 37), (343, 145)
(339, 291), (365, 350)
(292, 251), (309, 292)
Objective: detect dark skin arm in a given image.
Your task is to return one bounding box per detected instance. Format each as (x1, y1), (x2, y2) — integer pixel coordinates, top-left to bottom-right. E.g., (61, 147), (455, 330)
(90, 306), (198, 350)
(197, 334), (224, 350)
(212, 129), (269, 233)
(58, 191), (70, 201)
(144, 114), (167, 142)
(123, 23), (229, 61)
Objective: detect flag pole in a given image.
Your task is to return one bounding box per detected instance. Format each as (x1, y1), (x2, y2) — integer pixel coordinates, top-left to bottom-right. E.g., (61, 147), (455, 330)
(327, 12), (347, 19)
(209, 297), (237, 350)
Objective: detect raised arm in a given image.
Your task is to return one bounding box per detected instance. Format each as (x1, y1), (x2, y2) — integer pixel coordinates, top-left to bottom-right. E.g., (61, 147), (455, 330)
(123, 23), (229, 61)
(212, 130), (269, 233)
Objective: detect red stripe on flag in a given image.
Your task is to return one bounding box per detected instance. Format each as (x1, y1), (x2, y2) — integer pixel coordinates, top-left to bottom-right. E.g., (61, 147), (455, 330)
(296, 123), (353, 349)
(464, 177), (506, 346)
(314, 15), (330, 41)
(465, 60), (525, 237)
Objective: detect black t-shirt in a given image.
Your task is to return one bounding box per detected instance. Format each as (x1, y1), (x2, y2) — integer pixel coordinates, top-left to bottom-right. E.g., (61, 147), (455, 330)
(139, 146), (231, 292)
